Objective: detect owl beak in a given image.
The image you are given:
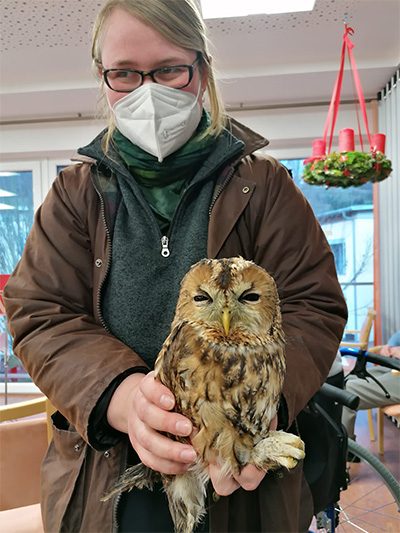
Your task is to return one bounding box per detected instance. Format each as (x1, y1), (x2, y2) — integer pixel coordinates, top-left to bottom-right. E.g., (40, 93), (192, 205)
(222, 308), (230, 336)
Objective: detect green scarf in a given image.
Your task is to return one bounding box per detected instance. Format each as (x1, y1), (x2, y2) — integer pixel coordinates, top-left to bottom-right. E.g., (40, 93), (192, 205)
(113, 111), (215, 231)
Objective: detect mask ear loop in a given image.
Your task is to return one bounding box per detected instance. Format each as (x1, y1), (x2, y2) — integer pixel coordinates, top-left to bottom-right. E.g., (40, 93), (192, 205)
(190, 78), (203, 110)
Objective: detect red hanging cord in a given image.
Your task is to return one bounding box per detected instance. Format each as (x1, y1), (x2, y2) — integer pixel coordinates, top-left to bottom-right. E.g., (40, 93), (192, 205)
(348, 43), (364, 151)
(344, 25), (372, 148)
(322, 24), (372, 153)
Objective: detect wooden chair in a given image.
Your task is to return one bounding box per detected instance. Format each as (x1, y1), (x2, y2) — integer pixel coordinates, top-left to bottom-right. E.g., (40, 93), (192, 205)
(365, 345), (400, 455)
(0, 396), (55, 532)
(0, 396), (55, 444)
(340, 307), (376, 350)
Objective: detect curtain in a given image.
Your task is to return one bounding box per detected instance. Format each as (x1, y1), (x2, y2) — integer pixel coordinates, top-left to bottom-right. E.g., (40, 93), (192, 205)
(377, 69), (400, 343)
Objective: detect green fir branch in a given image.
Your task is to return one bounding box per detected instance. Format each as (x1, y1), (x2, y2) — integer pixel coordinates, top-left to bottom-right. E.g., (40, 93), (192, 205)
(302, 151), (393, 188)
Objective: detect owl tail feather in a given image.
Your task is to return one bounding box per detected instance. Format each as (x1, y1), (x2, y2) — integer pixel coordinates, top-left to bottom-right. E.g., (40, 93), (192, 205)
(101, 463), (160, 502)
(164, 471), (208, 533)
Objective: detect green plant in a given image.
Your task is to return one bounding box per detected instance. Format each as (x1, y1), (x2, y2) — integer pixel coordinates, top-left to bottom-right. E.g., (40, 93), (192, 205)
(302, 151), (392, 188)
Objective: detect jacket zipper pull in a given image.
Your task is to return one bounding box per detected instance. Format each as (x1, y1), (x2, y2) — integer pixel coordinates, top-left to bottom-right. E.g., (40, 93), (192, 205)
(161, 236), (170, 257)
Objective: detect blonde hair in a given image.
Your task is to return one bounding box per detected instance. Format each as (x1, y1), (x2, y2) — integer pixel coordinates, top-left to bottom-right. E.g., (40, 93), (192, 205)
(91, 0), (226, 153)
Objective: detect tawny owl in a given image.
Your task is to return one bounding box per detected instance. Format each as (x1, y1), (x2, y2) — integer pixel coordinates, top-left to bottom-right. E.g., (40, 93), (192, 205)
(104, 257), (305, 532)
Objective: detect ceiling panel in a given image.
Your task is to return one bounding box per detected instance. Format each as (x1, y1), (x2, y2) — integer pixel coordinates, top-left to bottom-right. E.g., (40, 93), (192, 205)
(0, 0), (399, 123)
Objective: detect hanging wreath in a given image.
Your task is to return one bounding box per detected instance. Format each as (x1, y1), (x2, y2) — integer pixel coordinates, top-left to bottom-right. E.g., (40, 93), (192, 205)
(301, 24), (393, 188)
(302, 150), (392, 188)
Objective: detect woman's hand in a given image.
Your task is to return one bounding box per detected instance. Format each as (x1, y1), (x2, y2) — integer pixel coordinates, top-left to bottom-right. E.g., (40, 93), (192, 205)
(107, 371), (197, 475)
(209, 462), (266, 496)
(208, 413), (278, 496)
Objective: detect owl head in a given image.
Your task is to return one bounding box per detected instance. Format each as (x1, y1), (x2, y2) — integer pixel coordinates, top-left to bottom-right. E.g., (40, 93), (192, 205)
(174, 257), (283, 342)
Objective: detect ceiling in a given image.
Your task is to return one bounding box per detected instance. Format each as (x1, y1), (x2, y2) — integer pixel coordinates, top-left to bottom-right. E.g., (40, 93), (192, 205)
(0, 0), (399, 124)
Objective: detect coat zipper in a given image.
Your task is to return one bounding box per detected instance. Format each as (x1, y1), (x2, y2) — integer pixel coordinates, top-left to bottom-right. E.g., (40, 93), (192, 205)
(160, 235), (170, 257)
(91, 168), (130, 531)
(111, 441), (129, 532)
(91, 167), (113, 332)
(208, 165), (236, 218)
(91, 166), (124, 531)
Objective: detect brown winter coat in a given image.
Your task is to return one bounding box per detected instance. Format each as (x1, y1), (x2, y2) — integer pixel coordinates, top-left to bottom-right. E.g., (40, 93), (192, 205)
(4, 119), (347, 532)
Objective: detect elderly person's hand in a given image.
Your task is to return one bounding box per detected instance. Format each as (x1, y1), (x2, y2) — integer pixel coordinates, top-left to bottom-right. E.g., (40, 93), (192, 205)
(380, 344), (400, 360)
(388, 346), (400, 360)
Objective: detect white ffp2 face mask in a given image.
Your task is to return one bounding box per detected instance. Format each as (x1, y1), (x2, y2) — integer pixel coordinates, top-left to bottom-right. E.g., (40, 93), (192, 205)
(112, 83), (202, 162)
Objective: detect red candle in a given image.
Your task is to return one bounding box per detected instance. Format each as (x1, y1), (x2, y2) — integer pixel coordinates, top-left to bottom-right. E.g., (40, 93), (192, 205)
(339, 128), (355, 152)
(371, 133), (386, 153)
(312, 139), (326, 157)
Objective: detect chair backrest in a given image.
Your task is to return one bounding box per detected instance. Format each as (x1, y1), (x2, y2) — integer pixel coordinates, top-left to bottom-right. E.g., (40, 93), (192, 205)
(341, 307), (377, 350)
(358, 307), (377, 348)
(0, 397), (55, 511)
(0, 396), (55, 443)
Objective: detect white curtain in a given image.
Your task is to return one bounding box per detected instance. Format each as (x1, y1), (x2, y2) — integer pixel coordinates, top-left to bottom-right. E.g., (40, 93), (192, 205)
(377, 69), (400, 343)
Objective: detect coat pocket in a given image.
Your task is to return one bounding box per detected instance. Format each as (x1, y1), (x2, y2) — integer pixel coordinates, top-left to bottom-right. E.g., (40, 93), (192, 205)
(41, 411), (88, 532)
(41, 411), (123, 533)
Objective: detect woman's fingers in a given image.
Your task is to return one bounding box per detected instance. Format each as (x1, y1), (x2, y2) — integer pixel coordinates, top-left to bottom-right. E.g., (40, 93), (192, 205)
(269, 413), (278, 431)
(132, 418), (197, 464)
(209, 461), (240, 496)
(233, 464), (266, 491)
(140, 371), (176, 409)
(209, 461), (266, 496)
(125, 371), (197, 475)
(135, 372), (193, 437)
(135, 392), (193, 436)
(136, 438), (195, 475)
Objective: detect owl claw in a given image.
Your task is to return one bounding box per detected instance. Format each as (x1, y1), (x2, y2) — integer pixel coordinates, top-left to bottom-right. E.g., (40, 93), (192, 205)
(251, 430), (305, 472)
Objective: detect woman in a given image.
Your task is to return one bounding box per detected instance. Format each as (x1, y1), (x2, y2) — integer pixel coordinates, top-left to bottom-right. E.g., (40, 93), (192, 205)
(4, 1), (347, 531)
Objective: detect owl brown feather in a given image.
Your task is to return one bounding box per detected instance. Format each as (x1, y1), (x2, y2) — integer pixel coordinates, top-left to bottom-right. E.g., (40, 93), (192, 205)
(103, 258), (305, 532)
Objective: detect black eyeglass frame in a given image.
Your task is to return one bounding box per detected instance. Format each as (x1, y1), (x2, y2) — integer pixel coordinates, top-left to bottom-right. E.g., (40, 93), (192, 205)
(102, 56), (200, 93)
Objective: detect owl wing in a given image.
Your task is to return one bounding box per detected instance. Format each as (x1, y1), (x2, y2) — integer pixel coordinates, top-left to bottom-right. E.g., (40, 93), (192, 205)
(154, 320), (226, 435)
(154, 320), (195, 420)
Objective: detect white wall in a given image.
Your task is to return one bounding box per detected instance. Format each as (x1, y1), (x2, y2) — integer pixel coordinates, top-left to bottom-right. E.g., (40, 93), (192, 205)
(1, 103), (367, 163)
(0, 119), (107, 163)
(230, 102), (372, 159)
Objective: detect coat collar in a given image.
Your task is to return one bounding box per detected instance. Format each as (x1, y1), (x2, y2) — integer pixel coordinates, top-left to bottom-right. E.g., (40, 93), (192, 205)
(226, 116), (269, 157)
(71, 117), (269, 166)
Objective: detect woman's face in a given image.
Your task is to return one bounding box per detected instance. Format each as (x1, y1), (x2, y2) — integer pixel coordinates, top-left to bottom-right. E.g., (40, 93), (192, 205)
(99, 8), (208, 108)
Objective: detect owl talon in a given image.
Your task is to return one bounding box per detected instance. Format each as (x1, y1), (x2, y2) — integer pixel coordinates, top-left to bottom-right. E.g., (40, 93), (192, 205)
(251, 430), (305, 472)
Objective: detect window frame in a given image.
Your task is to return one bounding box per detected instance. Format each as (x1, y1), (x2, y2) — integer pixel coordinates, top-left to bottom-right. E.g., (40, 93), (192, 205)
(0, 160), (65, 395)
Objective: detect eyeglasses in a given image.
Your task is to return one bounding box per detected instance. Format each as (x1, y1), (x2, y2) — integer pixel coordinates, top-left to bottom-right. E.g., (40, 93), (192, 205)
(102, 57), (199, 93)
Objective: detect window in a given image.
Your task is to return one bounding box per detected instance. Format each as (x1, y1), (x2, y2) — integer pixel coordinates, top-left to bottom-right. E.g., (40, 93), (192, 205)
(329, 240), (346, 276)
(0, 162), (46, 392)
(0, 161), (70, 392)
(0, 166), (38, 389)
(0, 171), (34, 272)
(280, 158), (374, 332)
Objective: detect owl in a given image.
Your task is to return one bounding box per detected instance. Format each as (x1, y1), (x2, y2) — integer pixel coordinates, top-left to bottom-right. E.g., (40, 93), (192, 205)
(104, 257), (305, 532)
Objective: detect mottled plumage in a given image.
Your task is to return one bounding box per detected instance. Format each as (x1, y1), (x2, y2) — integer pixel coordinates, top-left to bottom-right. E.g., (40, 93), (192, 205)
(104, 257), (305, 532)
